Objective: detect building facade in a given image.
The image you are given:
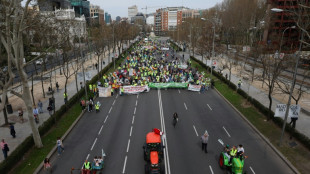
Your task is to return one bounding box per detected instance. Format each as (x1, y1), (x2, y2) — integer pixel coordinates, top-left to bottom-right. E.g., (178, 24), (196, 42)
(69, 0), (90, 22)
(154, 7), (202, 36)
(38, 0), (71, 11)
(128, 5), (138, 22)
(90, 4), (104, 26)
(105, 12), (111, 24)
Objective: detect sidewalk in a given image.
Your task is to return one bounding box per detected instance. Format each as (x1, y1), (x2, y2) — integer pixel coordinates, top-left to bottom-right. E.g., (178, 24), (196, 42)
(180, 51), (310, 139)
(0, 53), (110, 162)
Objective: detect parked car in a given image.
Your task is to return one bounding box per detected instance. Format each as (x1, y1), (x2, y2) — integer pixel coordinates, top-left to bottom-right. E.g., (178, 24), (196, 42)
(35, 58), (48, 65)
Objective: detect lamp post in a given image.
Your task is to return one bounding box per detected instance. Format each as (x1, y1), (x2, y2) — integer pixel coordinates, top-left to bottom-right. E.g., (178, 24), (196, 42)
(279, 26), (296, 57)
(201, 17), (215, 77)
(182, 21), (192, 56)
(271, 8), (303, 146)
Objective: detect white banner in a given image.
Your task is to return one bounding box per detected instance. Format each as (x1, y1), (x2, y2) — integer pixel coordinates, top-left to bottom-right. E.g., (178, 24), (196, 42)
(274, 104), (301, 118)
(123, 85), (150, 94)
(188, 84), (201, 92)
(85, 72), (92, 81)
(98, 87), (111, 97)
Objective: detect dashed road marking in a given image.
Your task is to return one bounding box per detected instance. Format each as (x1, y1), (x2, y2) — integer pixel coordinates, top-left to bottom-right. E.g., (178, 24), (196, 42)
(250, 166), (255, 174)
(90, 138), (97, 151)
(136, 100), (138, 106)
(86, 154), (90, 160)
(98, 125), (103, 135)
(104, 115), (108, 123)
(184, 103), (188, 110)
(178, 89), (181, 93)
(112, 100), (116, 106)
(207, 104), (212, 111)
(223, 126), (231, 137)
(132, 116), (135, 124)
(109, 107), (112, 114)
(116, 94), (118, 99)
(193, 125), (198, 136)
(126, 139), (131, 152)
(130, 126), (133, 136)
(122, 156), (127, 174)
(137, 94), (139, 99)
(209, 165), (214, 174)
(134, 107), (136, 115)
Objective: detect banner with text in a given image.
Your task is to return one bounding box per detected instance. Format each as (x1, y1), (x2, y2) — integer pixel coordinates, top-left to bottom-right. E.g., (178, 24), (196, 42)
(148, 82), (188, 89)
(123, 85), (150, 94)
(98, 87), (111, 97)
(274, 104), (301, 118)
(188, 84), (201, 92)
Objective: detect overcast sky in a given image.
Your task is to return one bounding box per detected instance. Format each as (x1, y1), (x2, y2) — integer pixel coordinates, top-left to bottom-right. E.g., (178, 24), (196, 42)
(89, 0), (223, 19)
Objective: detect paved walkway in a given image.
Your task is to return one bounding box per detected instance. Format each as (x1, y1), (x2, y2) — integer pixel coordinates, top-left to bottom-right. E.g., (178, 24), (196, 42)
(0, 52), (111, 162)
(180, 51), (310, 139)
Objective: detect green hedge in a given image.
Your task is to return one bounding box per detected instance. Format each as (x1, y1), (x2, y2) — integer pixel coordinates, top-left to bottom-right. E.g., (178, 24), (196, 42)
(0, 41), (139, 173)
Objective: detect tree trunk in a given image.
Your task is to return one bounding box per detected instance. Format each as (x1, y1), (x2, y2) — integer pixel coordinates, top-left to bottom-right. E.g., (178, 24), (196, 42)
(41, 73), (45, 98)
(268, 91), (273, 121)
(31, 75), (35, 105)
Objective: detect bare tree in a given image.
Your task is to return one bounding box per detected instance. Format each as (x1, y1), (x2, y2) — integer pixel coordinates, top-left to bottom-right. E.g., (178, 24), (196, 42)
(0, 0), (43, 147)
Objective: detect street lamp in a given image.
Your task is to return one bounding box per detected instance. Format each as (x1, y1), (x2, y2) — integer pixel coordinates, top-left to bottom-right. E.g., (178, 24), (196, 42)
(279, 26), (296, 57)
(201, 17), (215, 77)
(271, 8), (303, 146)
(182, 21), (192, 56)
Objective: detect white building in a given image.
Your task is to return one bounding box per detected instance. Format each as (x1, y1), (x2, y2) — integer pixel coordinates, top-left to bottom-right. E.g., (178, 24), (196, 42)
(128, 5), (138, 22)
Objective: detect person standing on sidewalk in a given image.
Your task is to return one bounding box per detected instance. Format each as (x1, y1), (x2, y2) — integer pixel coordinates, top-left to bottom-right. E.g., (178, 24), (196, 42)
(0, 139), (9, 159)
(64, 92), (68, 104)
(18, 108), (24, 123)
(38, 100), (43, 113)
(33, 106), (39, 124)
(9, 124), (16, 138)
(56, 137), (64, 155)
(56, 82), (59, 92)
(201, 131), (209, 153)
(238, 79), (242, 89)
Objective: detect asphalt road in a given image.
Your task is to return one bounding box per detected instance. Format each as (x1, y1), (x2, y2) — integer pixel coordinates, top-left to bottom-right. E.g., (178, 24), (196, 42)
(46, 89), (294, 174)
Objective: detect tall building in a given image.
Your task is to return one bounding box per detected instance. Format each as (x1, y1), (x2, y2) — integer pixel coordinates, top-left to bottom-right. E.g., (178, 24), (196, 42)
(116, 16), (121, 22)
(105, 12), (111, 24)
(69, 0), (90, 22)
(154, 7), (201, 36)
(38, 0), (71, 11)
(90, 4), (104, 25)
(128, 5), (138, 22)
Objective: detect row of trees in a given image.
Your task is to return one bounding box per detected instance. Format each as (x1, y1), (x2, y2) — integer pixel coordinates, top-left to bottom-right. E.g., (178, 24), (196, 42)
(0, 0), (140, 148)
(169, 0), (310, 121)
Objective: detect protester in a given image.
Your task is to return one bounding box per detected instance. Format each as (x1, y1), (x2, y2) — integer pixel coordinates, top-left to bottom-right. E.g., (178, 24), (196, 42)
(9, 124), (16, 138)
(64, 92), (68, 104)
(201, 131), (209, 153)
(33, 106), (39, 124)
(0, 139), (9, 159)
(18, 108), (24, 123)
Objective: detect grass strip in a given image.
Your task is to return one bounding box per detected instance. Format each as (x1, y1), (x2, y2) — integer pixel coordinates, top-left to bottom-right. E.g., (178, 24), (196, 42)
(11, 103), (82, 174)
(192, 58), (310, 174)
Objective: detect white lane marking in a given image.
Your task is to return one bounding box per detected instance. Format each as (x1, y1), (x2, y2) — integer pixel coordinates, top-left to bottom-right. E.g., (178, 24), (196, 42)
(126, 139), (131, 152)
(178, 89), (181, 93)
(158, 90), (171, 174)
(209, 165), (214, 174)
(109, 107), (112, 114)
(98, 125), (103, 135)
(193, 125), (198, 136)
(132, 116), (135, 124)
(207, 104), (212, 111)
(112, 100), (116, 106)
(122, 156), (127, 174)
(184, 103), (188, 110)
(134, 107), (136, 115)
(104, 115), (108, 123)
(136, 100), (138, 106)
(86, 154), (90, 160)
(199, 91), (201, 94)
(223, 126), (231, 137)
(250, 166), (255, 174)
(130, 126), (133, 136)
(90, 138), (97, 151)
(137, 94), (139, 99)
(116, 94), (118, 99)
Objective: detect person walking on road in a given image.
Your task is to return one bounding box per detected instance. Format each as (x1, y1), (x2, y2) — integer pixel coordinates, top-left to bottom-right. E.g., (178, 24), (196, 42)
(56, 82), (59, 92)
(173, 112), (178, 128)
(38, 100), (43, 113)
(56, 137), (64, 155)
(201, 131), (209, 153)
(82, 160), (91, 174)
(0, 139), (9, 159)
(9, 124), (16, 138)
(43, 157), (52, 173)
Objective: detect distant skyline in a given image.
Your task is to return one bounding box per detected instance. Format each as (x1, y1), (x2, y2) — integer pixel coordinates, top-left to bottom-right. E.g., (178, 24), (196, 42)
(89, 0), (223, 19)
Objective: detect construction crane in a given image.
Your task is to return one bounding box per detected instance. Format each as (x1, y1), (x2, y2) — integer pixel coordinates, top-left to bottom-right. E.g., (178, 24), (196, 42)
(141, 6), (164, 16)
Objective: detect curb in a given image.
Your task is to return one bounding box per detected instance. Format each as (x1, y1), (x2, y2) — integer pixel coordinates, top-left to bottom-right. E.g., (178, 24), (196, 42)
(33, 108), (86, 174)
(214, 88), (300, 174)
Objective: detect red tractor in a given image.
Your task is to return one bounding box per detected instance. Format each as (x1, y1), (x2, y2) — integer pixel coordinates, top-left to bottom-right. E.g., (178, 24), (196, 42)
(143, 128), (165, 174)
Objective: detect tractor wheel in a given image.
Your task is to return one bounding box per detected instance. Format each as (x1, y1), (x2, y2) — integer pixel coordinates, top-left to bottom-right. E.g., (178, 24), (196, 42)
(145, 164), (150, 174)
(219, 154), (225, 169)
